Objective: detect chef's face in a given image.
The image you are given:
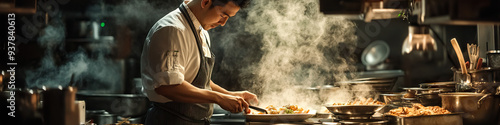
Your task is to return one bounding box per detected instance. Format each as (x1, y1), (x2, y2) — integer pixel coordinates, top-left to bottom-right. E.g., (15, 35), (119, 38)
(201, 1), (240, 30)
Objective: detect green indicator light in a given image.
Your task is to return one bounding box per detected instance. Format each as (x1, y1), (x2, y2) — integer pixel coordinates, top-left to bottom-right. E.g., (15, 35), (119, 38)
(101, 22), (105, 27)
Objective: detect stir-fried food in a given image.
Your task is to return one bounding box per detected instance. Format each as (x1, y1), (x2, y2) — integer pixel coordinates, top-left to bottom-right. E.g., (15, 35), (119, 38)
(386, 103), (451, 117)
(331, 98), (385, 105)
(250, 104), (310, 114)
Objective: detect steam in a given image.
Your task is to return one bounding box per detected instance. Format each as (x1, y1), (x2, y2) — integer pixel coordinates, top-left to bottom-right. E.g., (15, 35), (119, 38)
(23, 0), (182, 92)
(246, 0), (357, 109)
(24, 13), (123, 93)
(110, 0), (178, 29)
(23, 0), (378, 108)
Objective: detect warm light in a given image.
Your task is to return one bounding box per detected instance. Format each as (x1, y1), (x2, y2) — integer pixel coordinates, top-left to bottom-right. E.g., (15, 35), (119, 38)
(402, 25), (437, 54)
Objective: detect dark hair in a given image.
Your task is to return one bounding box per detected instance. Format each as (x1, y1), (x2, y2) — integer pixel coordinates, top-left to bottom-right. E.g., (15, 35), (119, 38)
(211, 0), (251, 8)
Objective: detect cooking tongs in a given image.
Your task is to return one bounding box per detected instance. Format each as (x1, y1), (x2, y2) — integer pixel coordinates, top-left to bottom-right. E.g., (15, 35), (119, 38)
(249, 105), (268, 114)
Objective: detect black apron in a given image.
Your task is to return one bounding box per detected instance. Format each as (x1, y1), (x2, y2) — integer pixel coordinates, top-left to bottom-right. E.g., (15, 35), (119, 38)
(144, 4), (215, 125)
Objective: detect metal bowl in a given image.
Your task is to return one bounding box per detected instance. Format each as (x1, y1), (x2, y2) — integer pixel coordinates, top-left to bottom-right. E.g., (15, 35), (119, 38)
(380, 93), (404, 105)
(325, 105), (385, 115)
(417, 93), (442, 106)
(337, 80), (395, 93)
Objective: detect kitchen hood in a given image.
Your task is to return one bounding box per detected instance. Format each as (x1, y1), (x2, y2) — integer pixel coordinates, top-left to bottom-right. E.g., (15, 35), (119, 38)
(320, 0), (500, 25)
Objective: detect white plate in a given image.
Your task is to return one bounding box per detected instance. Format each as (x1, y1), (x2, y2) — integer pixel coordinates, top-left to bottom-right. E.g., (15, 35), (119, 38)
(244, 110), (316, 122)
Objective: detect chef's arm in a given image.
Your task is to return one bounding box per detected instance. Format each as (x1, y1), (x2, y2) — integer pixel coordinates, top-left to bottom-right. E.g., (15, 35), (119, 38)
(155, 81), (224, 103)
(210, 80), (259, 105)
(155, 81), (249, 113)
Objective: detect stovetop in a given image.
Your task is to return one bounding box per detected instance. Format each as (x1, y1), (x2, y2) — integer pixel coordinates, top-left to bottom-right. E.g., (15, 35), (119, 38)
(211, 117), (339, 125)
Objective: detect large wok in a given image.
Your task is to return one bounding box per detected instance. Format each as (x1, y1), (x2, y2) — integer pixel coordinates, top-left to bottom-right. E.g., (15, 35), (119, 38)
(77, 91), (150, 117)
(325, 105), (385, 115)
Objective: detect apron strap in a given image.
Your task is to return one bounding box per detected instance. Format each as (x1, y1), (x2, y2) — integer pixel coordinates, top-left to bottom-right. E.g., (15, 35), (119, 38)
(179, 3), (211, 87)
(179, 4), (203, 49)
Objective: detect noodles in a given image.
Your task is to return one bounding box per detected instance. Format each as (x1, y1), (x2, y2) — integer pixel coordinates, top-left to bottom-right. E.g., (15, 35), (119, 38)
(386, 103), (451, 117)
(331, 98), (385, 105)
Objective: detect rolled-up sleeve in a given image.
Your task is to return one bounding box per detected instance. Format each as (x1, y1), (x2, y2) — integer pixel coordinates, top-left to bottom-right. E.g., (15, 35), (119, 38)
(143, 26), (186, 90)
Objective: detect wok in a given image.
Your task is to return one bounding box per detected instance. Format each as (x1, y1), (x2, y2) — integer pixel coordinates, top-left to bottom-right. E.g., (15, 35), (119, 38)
(325, 105), (385, 115)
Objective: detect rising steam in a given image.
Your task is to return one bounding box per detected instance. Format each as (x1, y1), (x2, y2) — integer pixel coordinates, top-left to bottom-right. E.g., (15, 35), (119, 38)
(23, 0), (375, 109)
(209, 0), (366, 110)
(24, 13), (123, 93)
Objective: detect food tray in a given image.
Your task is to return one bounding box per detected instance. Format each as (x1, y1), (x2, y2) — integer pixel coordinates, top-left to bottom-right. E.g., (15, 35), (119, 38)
(385, 113), (463, 125)
(244, 110), (316, 122)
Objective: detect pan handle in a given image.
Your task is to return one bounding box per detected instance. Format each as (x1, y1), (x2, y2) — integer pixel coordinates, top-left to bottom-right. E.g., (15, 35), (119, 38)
(477, 94), (490, 109)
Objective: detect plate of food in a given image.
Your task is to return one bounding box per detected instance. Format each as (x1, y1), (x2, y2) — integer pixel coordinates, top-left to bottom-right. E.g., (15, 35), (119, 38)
(325, 98), (386, 115)
(245, 104), (316, 122)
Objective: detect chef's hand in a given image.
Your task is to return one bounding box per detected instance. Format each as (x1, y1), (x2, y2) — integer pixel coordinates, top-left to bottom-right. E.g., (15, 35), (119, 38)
(217, 94), (249, 113)
(231, 91), (259, 105)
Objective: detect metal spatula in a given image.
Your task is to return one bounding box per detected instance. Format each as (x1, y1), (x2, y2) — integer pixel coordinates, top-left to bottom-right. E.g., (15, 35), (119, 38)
(249, 105), (268, 114)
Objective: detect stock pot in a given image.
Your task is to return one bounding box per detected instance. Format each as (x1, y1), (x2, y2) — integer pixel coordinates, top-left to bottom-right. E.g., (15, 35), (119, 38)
(439, 92), (500, 125)
(453, 67), (500, 92)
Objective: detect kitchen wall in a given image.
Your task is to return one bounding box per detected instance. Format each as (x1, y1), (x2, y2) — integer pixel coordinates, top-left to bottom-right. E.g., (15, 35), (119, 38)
(2, 0), (482, 96)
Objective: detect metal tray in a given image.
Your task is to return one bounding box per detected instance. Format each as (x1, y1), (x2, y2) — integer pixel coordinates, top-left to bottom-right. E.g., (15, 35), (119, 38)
(244, 110), (316, 122)
(385, 113), (463, 125)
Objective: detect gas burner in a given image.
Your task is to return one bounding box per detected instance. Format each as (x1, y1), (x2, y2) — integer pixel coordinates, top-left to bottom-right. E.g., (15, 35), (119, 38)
(333, 115), (384, 120)
(334, 114), (373, 120)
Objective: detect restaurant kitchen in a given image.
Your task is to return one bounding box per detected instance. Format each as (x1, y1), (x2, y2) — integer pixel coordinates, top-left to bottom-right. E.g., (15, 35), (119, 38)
(1, 0), (499, 125)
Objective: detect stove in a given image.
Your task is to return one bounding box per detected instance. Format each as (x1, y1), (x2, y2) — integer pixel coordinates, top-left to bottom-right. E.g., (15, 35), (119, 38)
(211, 117), (339, 125)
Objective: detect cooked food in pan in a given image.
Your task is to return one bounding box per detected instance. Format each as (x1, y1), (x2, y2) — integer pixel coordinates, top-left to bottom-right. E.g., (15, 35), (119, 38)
(249, 104), (310, 114)
(386, 103), (451, 117)
(331, 98), (385, 105)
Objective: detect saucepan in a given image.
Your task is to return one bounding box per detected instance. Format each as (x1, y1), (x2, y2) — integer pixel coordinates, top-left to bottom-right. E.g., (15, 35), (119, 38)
(380, 93), (404, 105)
(453, 67), (500, 92)
(402, 87), (453, 106)
(87, 110), (117, 125)
(439, 92), (500, 125)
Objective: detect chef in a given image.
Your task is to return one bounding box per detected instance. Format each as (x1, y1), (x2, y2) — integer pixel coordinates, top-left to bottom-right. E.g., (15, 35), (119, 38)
(140, 0), (256, 124)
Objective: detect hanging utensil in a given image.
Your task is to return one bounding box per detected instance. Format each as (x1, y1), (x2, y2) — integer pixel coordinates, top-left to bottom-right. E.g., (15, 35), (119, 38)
(468, 44), (479, 70)
(476, 58), (483, 70)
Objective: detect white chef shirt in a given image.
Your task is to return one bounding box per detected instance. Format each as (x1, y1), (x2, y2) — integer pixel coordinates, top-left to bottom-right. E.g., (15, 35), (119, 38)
(140, 3), (212, 103)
